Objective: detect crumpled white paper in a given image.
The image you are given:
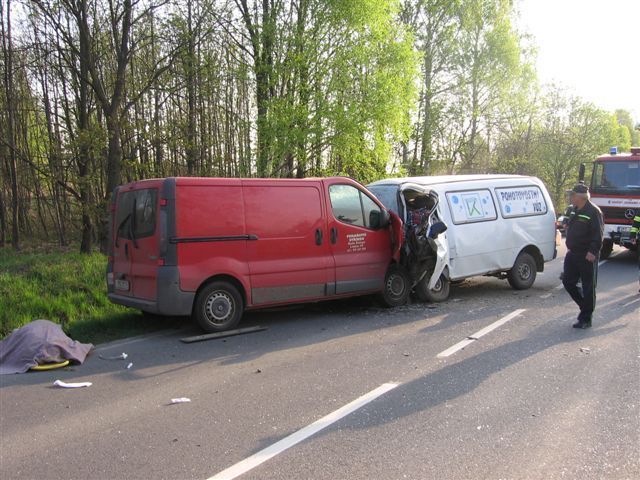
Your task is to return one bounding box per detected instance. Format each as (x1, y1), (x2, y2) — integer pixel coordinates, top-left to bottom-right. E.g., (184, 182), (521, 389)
(170, 397), (191, 404)
(53, 379), (92, 388)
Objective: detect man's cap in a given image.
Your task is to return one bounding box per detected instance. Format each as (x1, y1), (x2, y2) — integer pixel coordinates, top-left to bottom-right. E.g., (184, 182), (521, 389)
(571, 183), (589, 194)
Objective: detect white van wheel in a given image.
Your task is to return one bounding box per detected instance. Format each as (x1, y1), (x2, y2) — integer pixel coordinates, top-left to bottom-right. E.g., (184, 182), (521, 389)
(507, 252), (537, 290)
(415, 274), (450, 302)
(194, 281), (243, 332)
(380, 264), (410, 307)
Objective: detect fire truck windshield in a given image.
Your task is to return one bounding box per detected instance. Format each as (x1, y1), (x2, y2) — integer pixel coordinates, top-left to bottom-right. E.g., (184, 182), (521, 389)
(591, 161), (640, 195)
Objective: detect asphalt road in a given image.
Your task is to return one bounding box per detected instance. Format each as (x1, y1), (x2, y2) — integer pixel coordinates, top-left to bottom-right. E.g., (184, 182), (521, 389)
(1, 245), (639, 480)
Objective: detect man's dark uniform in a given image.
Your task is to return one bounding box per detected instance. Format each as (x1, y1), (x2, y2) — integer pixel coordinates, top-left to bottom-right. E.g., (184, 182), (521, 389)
(562, 187), (604, 327)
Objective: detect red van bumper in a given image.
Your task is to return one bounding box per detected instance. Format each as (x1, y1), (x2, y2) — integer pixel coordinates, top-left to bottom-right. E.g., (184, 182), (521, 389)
(108, 266), (195, 316)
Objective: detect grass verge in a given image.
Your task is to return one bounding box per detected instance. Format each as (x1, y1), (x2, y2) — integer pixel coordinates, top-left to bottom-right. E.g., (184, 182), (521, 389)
(0, 247), (183, 344)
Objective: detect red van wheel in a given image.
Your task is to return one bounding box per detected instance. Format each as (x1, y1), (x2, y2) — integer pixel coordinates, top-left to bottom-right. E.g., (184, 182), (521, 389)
(194, 282), (243, 332)
(380, 264), (410, 307)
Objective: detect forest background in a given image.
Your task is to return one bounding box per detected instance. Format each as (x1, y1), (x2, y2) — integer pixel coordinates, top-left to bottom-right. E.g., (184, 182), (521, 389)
(1, 0), (638, 253)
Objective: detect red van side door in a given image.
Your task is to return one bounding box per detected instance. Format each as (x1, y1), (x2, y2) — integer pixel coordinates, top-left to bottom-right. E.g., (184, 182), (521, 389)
(243, 181), (334, 305)
(323, 180), (393, 295)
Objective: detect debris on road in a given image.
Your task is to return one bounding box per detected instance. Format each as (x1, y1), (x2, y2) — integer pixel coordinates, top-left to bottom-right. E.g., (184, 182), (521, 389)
(180, 326), (267, 343)
(579, 347), (591, 354)
(99, 352), (128, 360)
(53, 379), (92, 388)
(170, 397), (191, 404)
(126, 362), (133, 369)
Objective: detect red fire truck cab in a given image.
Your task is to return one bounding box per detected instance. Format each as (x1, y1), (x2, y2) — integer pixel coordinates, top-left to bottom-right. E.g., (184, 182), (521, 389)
(582, 146), (640, 258)
(107, 177), (408, 332)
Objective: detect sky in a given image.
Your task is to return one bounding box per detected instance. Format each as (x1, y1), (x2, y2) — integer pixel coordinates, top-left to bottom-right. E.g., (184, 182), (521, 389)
(516, 0), (640, 123)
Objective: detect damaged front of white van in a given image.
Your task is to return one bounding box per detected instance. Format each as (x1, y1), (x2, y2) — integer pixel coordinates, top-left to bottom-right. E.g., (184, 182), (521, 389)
(368, 175), (557, 302)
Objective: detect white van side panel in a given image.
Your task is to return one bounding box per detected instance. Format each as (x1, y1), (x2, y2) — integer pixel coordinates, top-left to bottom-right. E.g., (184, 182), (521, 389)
(434, 179), (556, 280)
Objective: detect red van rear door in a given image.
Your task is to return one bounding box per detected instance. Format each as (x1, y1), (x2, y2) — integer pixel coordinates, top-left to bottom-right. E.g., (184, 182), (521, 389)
(323, 180), (392, 295)
(112, 186), (160, 301)
(244, 181), (333, 305)
(129, 187), (159, 301)
(112, 190), (136, 297)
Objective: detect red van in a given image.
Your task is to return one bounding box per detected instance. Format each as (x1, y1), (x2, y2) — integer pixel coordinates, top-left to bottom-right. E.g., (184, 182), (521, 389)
(107, 177), (408, 332)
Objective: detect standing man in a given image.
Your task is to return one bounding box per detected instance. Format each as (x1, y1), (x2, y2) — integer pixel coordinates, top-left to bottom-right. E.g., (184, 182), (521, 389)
(630, 212), (640, 293)
(562, 184), (604, 329)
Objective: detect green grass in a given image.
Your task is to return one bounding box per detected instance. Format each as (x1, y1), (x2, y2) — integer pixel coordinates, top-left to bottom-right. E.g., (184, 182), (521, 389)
(0, 247), (182, 344)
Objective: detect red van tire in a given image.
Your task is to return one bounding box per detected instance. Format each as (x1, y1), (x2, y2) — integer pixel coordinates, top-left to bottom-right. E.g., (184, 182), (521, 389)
(380, 264), (410, 308)
(194, 281), (244, 332)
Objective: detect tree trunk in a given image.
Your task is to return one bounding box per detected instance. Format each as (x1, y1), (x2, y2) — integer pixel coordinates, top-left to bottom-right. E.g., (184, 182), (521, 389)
(420, 48), (434, 175)
(1, 0), (19, 249)
(185, 0), (198, 175)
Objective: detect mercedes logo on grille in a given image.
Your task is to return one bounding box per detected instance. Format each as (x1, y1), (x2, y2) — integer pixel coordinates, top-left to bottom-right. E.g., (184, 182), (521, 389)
(625, 208), (636, 219)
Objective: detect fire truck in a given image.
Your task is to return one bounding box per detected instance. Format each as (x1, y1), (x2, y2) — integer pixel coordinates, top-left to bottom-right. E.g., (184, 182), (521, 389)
(579, 146), (640, 258)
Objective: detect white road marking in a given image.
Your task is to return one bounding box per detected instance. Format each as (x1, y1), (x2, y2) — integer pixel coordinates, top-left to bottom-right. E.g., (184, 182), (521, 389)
(540, 293), (553, 299)
(622, 298), (640, 308)
(468, 309), (526, 340)
(207, 382), (399, 480)
(437, 309), (526, 358)
(436, 339), (475, 358)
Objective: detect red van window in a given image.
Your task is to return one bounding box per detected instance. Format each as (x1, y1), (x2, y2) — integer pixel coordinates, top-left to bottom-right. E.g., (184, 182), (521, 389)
(115, 189), (157, 240)
(329, 184), (382, 228)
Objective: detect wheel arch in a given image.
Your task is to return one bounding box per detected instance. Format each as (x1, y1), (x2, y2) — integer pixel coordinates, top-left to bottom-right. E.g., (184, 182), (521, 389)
(195, 274), (247, 313)
(519, 245), (544, 272)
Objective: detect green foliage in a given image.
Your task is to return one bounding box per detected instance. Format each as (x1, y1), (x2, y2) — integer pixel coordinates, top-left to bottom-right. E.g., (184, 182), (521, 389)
(0, 249), (177, 344)
(530, 87), (621, 208)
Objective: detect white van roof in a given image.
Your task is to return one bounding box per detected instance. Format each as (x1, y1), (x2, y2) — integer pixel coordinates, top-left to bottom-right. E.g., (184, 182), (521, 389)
(369, 174), (531, 188)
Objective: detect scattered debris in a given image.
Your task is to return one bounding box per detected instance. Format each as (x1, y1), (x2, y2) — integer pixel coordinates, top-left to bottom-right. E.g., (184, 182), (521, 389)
(53, 379), (92, 388)
(255, 369), (262, 373)
(170, 397), (191, 404)
(579, 347), (591, 354)
(402, 353), (410, 357)
(180, 326), (267, 344)
(126, 362), (133, 369)
(99, 352), (128, 360)
(30, 360), (70, 371)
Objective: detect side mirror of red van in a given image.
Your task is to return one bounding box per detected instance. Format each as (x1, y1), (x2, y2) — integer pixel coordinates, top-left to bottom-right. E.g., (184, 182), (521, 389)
(369, 209), (390, 229)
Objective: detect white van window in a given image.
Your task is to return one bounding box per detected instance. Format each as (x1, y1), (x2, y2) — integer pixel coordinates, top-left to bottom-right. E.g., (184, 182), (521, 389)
(495, 186), (548, 218)
(445, 190), (497, 225)
(329, 185), (382, 228)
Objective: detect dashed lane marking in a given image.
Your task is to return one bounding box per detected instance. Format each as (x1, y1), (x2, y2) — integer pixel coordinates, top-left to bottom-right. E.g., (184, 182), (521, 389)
(437, 309), (526, 358)
(207, 382), (399, 480)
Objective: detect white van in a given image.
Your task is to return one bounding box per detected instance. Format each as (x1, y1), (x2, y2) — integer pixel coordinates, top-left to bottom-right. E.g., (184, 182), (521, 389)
(368, 175), (558, 301)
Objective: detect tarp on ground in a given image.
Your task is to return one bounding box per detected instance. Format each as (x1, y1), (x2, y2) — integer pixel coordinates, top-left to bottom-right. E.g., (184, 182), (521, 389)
(0, 320), (93, 374)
